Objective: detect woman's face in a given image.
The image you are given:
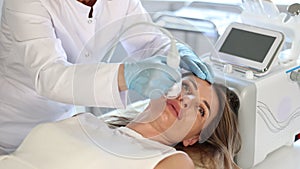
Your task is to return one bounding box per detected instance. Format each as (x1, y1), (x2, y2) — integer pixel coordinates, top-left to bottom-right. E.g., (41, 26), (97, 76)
(151, 75), (219, 145)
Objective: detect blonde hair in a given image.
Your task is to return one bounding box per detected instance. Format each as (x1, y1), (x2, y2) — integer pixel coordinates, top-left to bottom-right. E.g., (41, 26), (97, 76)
(176, 84), (241, 169)
(101, 83), (241, 169)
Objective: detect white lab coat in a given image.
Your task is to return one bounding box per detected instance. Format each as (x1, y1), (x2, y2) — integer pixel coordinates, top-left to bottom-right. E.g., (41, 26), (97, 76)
(0, 0), (169, 154)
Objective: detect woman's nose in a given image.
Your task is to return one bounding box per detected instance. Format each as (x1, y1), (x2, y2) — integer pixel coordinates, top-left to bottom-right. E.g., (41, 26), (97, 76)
(179, 95), (194, 110)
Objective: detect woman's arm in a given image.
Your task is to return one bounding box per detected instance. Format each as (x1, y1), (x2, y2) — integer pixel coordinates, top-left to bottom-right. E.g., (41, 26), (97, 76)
(155, 153), (195, 169)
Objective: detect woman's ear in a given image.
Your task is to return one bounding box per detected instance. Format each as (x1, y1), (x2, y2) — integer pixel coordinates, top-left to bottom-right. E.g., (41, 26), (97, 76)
(182, 135), (199, 147)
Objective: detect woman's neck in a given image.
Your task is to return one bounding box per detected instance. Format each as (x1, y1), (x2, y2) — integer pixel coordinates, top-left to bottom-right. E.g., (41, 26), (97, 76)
(126, 121), (174, 146)
(125, 101), (177, 146)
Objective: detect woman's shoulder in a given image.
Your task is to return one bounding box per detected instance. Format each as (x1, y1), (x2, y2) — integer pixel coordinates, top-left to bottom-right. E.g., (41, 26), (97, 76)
(154, 151), (194, 169)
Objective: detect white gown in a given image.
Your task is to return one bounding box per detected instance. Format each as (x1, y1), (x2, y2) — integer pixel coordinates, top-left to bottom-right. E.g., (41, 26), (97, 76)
(0, 0), (169, 154)
(0, 113), (183, 169)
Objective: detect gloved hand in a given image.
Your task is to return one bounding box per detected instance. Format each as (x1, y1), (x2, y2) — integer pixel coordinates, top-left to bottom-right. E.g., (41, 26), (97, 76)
(176, 43), (214, 83)
(124, 56), (181, 99)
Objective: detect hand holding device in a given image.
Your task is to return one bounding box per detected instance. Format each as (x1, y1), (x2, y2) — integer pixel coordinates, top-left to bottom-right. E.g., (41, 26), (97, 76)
(177, 43), (214, 83)
(124, 56), (181, 99)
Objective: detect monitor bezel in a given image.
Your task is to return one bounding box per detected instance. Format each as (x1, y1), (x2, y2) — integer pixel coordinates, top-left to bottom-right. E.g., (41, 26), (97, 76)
(211, 22), (284, 74)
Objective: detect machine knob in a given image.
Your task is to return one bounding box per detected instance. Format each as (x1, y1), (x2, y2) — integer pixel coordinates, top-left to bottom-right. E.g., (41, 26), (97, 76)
(288, 3), (300, 16)
(245, 70), (254, 79)
(223, 64), (233, 73)
(290, 70), (300, 82)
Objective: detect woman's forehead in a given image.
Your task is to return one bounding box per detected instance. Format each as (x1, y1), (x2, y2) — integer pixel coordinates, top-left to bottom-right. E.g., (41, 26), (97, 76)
(182, 75), (212, 97)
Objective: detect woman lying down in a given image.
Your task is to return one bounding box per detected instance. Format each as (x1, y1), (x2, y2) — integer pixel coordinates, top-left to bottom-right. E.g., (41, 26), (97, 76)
(0, 73), (241, 169)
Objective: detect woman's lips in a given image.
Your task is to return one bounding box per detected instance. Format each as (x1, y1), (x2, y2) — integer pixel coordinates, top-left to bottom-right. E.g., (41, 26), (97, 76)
(166, 100), (181, 119)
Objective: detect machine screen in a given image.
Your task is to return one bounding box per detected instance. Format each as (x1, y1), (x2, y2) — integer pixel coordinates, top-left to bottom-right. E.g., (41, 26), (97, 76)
(219, 28), (276, 63)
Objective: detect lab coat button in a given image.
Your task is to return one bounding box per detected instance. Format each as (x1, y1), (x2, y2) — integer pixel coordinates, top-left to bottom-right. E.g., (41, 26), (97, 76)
(87, 19), (93, 24)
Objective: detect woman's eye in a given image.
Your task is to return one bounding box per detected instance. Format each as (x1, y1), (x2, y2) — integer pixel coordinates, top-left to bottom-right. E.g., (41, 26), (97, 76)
(182, 83), (192, 95)
(198, 106), (205, 117)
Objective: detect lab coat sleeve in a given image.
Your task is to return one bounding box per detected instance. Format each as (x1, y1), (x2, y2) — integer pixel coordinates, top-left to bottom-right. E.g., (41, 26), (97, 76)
(4, 0), (124, 108)
(120, 0), (172, 59)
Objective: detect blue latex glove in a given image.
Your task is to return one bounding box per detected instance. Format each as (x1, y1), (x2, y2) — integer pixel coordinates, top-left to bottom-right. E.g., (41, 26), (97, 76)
(124, 56), (181, 99)
(176, 43), (214, 83)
